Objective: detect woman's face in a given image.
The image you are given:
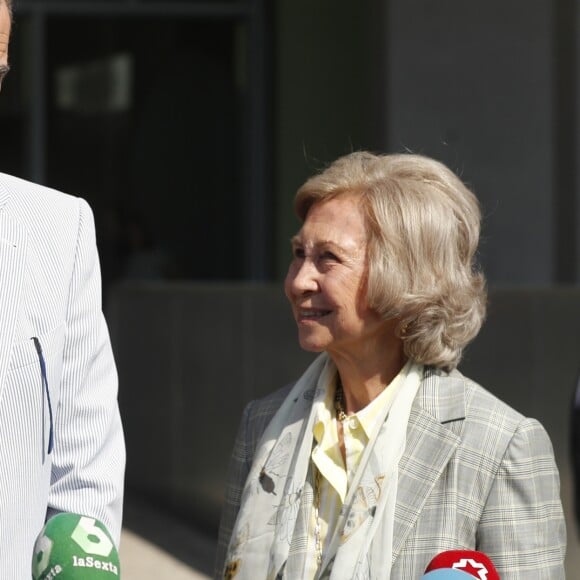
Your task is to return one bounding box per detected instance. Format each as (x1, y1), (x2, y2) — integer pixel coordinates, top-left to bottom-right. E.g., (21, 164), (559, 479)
(285, 196), (390, 361)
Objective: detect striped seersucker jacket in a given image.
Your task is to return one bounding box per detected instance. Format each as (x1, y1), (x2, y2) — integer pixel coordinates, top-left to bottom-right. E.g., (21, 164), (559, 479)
(0, 172), (125, 578)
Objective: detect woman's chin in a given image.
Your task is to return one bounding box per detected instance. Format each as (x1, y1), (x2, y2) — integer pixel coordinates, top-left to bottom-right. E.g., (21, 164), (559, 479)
(297, 337), (327, 353)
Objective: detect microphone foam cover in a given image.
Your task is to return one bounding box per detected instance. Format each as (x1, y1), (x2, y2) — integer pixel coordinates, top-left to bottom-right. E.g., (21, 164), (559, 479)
(32, 513), (120, 579)
(423, 570), (478, 579)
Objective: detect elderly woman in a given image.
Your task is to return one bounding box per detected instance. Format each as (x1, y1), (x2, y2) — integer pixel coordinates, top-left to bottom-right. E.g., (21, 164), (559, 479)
(215, 152), (566, 579)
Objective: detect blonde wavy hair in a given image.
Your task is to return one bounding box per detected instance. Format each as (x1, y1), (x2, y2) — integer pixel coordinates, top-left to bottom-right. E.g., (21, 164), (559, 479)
(295, 151), (487, 371)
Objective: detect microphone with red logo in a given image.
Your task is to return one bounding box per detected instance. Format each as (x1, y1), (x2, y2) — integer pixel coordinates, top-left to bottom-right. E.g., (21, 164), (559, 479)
(422, 550), (500, 579)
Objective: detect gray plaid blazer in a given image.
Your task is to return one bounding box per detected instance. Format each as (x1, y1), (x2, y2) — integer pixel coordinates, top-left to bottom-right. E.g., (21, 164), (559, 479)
(215, 367), (566, 579)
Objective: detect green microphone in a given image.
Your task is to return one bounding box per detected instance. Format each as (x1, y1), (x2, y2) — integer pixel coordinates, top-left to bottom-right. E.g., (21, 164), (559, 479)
(32, 513), (121, 579)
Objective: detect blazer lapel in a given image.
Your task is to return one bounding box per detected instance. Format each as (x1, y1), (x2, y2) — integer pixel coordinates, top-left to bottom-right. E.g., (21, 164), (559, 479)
(0, 210), (28, 402)
(392, 370), (466, 561)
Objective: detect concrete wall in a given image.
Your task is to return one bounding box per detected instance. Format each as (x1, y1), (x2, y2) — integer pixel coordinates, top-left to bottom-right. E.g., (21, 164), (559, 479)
(385, 0), (555, 284)
(109, 282), (580, 573)
(275, 0), (576, 285)
(108, 283), (315, 531)
(274, 0), (386, 278)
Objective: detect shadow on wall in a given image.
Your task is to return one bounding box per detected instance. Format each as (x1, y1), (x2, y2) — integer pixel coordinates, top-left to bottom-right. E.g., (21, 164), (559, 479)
(107, 282), (580, 574)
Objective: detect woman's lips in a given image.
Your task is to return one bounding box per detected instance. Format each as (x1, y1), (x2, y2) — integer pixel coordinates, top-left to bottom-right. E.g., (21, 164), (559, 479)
(296, 308), (332, 322)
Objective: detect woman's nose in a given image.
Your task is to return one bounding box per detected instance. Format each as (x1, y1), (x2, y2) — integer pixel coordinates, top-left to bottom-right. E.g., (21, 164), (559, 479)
(285, 259), (318, 296)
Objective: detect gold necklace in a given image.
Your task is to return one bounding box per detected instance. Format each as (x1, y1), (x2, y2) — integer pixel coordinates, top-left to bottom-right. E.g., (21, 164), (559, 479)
(334, 382), (348, 422)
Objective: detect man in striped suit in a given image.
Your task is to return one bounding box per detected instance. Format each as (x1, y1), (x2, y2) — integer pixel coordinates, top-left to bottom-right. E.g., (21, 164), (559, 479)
(0, 1), (125, 576)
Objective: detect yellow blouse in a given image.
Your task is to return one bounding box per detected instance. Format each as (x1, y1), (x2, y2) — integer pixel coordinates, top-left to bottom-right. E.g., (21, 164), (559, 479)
(304, 366), (407, 579)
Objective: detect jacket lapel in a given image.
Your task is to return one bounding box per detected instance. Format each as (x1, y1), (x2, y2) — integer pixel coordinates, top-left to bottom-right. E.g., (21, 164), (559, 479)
(392, 370), (466, 560)
(0, 209), (28, 402)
